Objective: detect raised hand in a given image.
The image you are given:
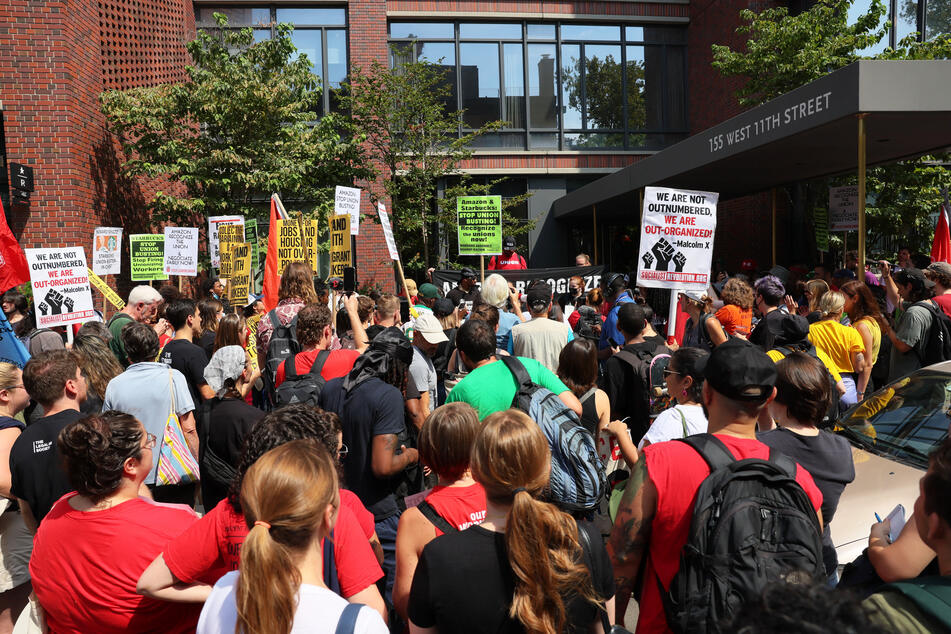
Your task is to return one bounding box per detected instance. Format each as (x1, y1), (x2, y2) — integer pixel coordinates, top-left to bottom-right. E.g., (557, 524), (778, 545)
(651, 238), (676, 271)
(38, 302), (49, 316)
(44, 290), (66, 315)
(672, 251), (687, 272)
(63, 297), (74, 312)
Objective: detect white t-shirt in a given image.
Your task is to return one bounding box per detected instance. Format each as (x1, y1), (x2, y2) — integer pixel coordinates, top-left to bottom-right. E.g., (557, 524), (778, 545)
(410, 346), (438, 412)
(638, 404), (708, 449)
(198, 571), (388, 634)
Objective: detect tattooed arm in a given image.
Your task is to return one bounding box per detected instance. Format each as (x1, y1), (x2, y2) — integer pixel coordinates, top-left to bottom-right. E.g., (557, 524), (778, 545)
(607, 458), (658, 624)
(371, 433), (419, 478)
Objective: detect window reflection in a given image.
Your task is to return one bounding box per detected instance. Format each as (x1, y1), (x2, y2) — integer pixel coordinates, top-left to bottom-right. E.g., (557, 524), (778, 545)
(460, 43), (501, 128)
(528, 44), (558, 129)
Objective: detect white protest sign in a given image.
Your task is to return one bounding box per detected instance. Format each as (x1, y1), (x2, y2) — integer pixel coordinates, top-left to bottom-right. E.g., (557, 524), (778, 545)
(378, 202), (399, 261)
(636, 186), (718, 290)
(829, 185), (859, 231)
(208, 215), (244, 267)
(163, 227), (199, 276)
(335, 186), (362, 235)
(92, 227), (122, 275)
(25, 247), (95, 327)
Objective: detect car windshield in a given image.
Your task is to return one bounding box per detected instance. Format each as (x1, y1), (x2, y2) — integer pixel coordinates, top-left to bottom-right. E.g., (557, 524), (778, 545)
(835, 370), (951, 470)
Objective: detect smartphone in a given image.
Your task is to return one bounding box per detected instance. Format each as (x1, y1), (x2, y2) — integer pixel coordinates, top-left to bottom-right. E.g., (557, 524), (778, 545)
(343, 267), (356, 294)
(886, 504), (906, 543)
(609, 337), (620, 348)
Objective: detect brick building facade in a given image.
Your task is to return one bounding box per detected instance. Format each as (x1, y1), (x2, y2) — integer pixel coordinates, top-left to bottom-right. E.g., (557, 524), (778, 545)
(0, 0), (786, 297)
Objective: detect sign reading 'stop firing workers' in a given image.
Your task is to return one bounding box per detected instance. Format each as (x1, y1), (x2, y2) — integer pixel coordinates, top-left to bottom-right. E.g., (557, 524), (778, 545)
(636, 186), (719, 290)
(329, 215), (351, 277)
(457, 196), (502, 256)
(25, 248), (95, 327)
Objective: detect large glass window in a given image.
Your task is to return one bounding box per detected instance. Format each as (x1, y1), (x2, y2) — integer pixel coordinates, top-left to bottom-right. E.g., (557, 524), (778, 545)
(389, 21), (688, 151)
(197, 6), (347, 114)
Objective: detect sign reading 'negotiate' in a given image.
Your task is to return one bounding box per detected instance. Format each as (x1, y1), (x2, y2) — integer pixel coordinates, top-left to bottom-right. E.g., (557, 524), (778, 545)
(457, 196), (502, 256)
(636, 186), (718, 290)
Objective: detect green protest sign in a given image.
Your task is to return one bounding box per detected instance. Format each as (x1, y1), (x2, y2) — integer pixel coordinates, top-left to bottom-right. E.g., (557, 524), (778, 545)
(457, 196), (502, 256)
(814, 206), (829, 252)
(245, 218), (260, 274)
(129, 234), (168, 281)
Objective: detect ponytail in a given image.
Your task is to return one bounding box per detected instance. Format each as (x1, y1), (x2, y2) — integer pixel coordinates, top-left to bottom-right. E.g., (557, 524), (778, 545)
(472, 410), (602, 634)
(235, 439), (339, 634)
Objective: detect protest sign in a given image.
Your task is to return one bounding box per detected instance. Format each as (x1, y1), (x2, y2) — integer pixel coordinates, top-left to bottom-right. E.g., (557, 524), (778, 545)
(275, 218), (304, 276)
(457, 196), (502, 256)
(86, 269), (125, 309)
(432, 265), (604, 297)
(378, 202), (399, 261)
(25, 247), (96, 327)
(329, 215), (351, 277)
(245, 313), (261, 371)
(217, 224), (244, 277)
(0, 311), (29, 368)
(635, 186), (718, 290)
(92, 227), (122, 275)
(208, 215), (244, 267)
(814, 206), (829, 252)
(335, 186), (361, 235)
(245, 218), (260, 274)
(163, 227), (199, 276)
(829, 185), (859, 231)
(129, 235), (168, 281)
(300, 219), (320, 271)
(228, 243), (252, 304)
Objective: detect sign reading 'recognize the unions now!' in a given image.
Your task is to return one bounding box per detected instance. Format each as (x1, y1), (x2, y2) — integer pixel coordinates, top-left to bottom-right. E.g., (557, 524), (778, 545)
(457, 196), (502, 256)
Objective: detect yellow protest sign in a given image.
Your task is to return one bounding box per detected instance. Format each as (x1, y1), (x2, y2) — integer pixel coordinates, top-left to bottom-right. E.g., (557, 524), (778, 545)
(329, 214), (351, 277)
(245, 313), (261, 371)
(300, 219), (320, 271)
(275, 219), (304, 276)
(86, 268), (125, 309)
(228, 243), (252, 304)
(218, 224), (243, 276)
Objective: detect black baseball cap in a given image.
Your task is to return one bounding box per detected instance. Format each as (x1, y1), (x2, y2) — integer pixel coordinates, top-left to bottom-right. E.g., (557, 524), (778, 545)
(503, 235), (516, 250)
(696, 339), (777, 401)
(895, 267), (935, 289)
(433, 297), (455, 317)
(526, 283), (552, 310)
(460, 267), (478, 279)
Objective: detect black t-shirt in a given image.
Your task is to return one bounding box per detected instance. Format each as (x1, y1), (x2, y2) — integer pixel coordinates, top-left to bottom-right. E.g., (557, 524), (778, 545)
(599, 342), (661, 443)
(10, 409), (85, 523)
(198, 330), (216, 359)
(408, 521), (614, 633)
(749, 309), (787, 351)
(319, 376), (408, 520)
(447, 286), (482, 312)
(757, 427), (855, 574)
(160, 339), (210, 405)
(199, 397), (265, 510)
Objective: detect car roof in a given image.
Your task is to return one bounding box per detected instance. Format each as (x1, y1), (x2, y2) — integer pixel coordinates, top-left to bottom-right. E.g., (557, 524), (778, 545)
(926, 361), (951, 373)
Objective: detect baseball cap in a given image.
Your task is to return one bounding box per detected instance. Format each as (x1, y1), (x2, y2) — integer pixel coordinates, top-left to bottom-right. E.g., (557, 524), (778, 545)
(895, 268), (935, 289)
(833, 268), (856, 280)
(696, 339), (777, 401)
(503, 235), (516, 250)
(418, 283), (441, 299)
(526, 283), (552, 311)
(678, 289), (706, 302)
(413, 312), (449, 344)
(433, 298), (455, 318)
(460, 267), (478, 279)
(773, 313), (810, 347)
(927, 262), (951, 278)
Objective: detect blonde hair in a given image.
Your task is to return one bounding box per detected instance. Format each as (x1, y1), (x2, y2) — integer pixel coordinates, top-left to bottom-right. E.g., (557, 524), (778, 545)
(818, 290), (846, 320)
(0, 363), (20, 392)
(236, 440), (339, 634)
(404, 279), (418, 297)
(278, 262), (318, 304)
(805, 279), (829, 314)
(470, 410), (601, 634)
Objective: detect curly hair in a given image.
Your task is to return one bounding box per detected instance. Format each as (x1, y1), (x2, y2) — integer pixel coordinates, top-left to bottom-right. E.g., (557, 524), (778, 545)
(720, 278), (755, 310)
(58, 412), (144, 504)
(228, 405), (342, 515)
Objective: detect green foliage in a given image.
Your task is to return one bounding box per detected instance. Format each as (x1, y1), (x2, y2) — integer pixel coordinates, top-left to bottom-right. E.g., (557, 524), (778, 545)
(341, 48), (533, 269)
(101, 14), (372, 239)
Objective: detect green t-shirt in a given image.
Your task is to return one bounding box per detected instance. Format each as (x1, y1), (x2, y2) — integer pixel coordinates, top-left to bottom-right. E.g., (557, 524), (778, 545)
(107, 312), (134, 368)
(446, 356), (570, 420)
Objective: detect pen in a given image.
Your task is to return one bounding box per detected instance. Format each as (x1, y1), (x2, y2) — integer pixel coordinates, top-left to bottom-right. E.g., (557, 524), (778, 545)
(875, 512), (883, 522)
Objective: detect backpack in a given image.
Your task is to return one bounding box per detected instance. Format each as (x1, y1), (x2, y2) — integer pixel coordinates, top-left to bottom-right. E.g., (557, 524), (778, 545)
(501, 356), (606, 512)
(662, 434), (824, 634)
(274, 350), (331, 407)
(614, 345), (672, 419)
(881, 576), (951, 630)
(912, 300), (951, 366)
(417, 500), (457, 534)
(263, 309), (301, 394)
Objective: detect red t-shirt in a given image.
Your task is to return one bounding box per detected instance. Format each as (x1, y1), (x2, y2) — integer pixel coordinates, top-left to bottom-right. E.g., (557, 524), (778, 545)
(30, 494), (202, 634)
(934, 294), (951, 319)
(487, 252), (527, 270)
(341, 488), (375, 539)
(715, 304), (753, 337)
(274, 348), (360, 388)
(424, 483), (487, 535)
(163, 495), (382, 598)
(635, 435), (823, 634)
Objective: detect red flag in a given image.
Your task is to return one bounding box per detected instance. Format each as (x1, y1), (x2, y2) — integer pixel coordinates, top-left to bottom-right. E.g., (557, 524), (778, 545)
(0, 199), (30, 292)
(932, 204), (951, 264)
(262, 195), (281, 310)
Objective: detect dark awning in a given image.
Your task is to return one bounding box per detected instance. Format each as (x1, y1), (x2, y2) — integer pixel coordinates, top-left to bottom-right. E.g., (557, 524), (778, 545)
(552, 60), (951, 220)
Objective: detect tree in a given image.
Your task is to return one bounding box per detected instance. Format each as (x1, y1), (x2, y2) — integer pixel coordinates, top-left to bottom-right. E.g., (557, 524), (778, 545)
(561, 52), (646, 148)
(101, 14), (371, 235)
(341, 50), (532, 270)
(711, 0), (951, 258)
(901, 0), (951, 40)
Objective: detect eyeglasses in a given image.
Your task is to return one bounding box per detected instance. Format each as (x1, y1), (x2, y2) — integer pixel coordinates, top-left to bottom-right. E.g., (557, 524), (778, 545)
(1, 385), (24, 391)
(338, 443), (349, 460)
(143, 433), (157, 450)
(663, 369), (681, 377)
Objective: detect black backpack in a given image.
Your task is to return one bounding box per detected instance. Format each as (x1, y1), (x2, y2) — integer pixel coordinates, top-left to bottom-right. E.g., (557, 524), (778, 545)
(274, 350), (331, 407)
(264, 309), (301, 394)
(913, 300), (951, 366)
(662, 434), (823, 634)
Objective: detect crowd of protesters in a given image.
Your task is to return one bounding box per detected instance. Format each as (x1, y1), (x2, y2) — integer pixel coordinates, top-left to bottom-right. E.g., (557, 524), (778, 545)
(0, 244), (949, 633)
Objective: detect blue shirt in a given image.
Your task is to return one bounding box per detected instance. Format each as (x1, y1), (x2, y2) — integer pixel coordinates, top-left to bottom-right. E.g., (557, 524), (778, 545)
(102, 362), (196, 485)
(600, 294), (635, 349)
(498, 311), (521, 354)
